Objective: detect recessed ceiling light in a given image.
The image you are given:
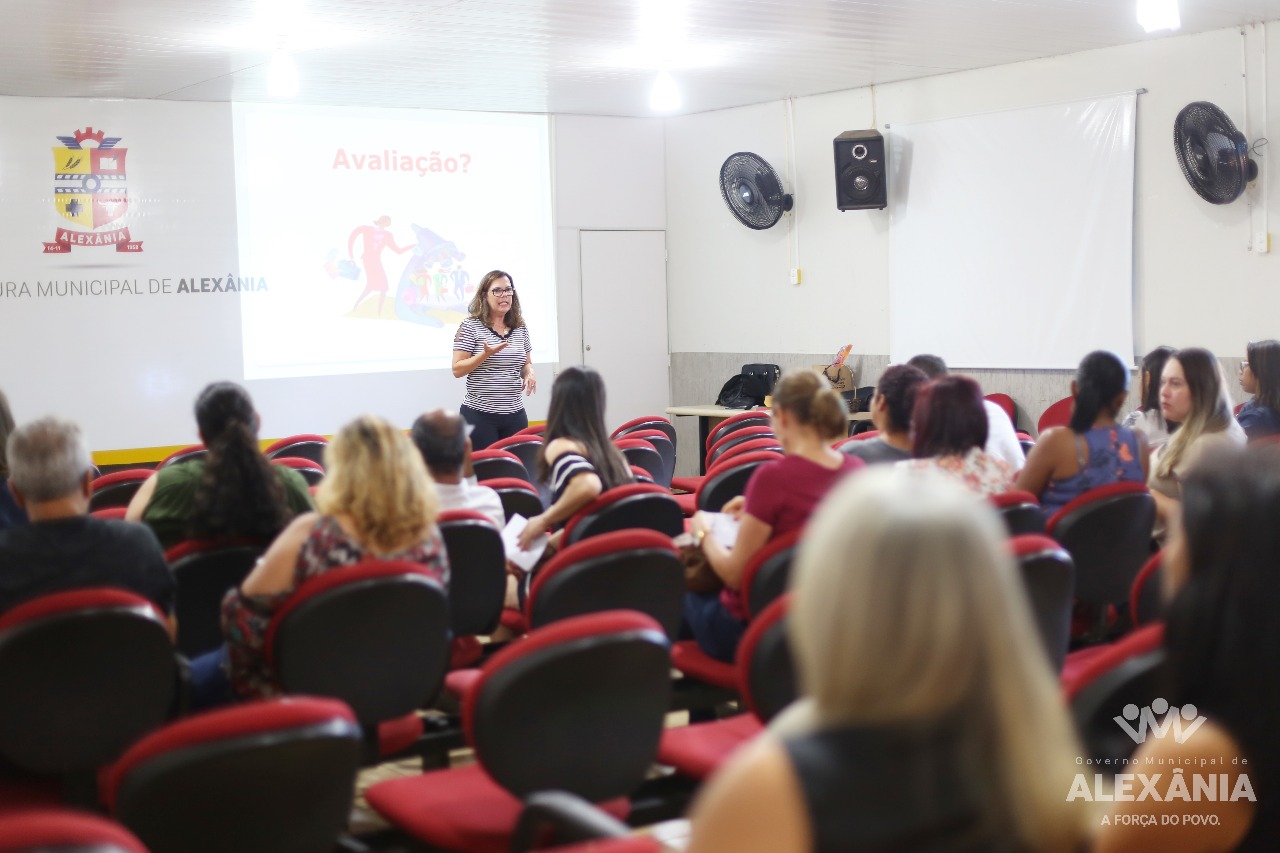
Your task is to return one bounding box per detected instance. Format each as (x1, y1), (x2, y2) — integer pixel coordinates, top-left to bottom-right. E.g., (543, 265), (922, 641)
(1136, 0), (1180, 33)
(650, 71), (681, 113)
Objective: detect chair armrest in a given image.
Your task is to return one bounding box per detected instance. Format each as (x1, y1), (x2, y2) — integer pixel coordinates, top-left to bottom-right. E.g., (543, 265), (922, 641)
(510, 790), (631, 852)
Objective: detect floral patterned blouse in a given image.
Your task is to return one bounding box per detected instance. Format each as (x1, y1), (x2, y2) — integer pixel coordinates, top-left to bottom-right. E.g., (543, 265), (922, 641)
(898, 447), (1015, 497)
(221, 514), (449, 699)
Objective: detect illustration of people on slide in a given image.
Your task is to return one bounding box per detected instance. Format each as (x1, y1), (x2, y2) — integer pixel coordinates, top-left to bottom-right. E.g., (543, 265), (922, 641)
(347, 216), (410, 317)
(324, 220), (475, 327)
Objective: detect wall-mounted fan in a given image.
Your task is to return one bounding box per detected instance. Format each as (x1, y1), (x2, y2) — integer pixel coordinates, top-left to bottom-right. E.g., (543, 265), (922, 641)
(1173, 101), (1258, 205)
(719, 152), (793, 229)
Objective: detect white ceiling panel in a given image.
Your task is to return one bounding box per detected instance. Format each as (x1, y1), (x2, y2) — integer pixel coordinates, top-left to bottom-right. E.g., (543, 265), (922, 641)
(2, 0), (1280, 115)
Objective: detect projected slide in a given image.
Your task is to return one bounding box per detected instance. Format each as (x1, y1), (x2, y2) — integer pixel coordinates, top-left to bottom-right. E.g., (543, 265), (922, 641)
(232, 104), (556, 380)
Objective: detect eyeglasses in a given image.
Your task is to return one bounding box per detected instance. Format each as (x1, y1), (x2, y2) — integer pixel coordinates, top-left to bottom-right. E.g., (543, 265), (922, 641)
(490, 287), (515, 296)
(1240, 361), (1250, 372)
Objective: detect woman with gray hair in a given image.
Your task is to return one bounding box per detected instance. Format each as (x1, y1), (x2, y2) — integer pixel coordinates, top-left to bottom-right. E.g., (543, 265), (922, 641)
(686, 468), (1092, 853)
(0, 389), (26, 530)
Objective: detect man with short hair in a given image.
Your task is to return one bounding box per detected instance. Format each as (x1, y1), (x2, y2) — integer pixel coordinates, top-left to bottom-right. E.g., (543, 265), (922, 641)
(411, 409), (505, 530)
(907, 353), (1026, 471)
(0, 418), (175, 630)
(842, 364), (928, 465)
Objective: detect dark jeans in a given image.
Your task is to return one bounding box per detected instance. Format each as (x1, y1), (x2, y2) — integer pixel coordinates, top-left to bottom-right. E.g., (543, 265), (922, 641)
(682, 591), (747, 664)
(190, 645), (235, 710)
(461, 405), (529, 450)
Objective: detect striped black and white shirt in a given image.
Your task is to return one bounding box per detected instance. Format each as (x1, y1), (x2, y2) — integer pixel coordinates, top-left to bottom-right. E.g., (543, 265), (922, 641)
(454, 317), (532, 414)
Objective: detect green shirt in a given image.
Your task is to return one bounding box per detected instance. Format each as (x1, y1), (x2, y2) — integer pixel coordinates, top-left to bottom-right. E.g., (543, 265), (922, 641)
(142, 458), (315, 550)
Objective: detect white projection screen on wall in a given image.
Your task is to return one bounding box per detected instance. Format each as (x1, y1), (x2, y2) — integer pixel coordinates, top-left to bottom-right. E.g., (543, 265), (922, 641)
(232, 103), (556, 380)
(888, 92), (1137, 369)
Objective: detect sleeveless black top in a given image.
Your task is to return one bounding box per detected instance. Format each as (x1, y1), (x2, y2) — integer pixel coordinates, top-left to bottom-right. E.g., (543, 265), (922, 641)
(782, 720), (1018, 853)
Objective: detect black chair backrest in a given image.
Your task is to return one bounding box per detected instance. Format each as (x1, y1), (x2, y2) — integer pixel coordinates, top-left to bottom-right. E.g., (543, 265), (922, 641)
(616, 419), (677, 447)
(633, 433), (677, 489)
(265, 440), (327, 467)
(1052, 487), (1156, 606)
(707, 429), (774, 468)
(493, 440), (543, 484)
(469, 612), (671, 802)
(438, 512), (507, 636)
(740, 601), (797, 724)
(618, 444), (666, 488)
(697, 456), (769, 512)
(272, 570), (450, 723)
(1134, 562), (1164, 627)
(0, 592), (177, 774)
(493, 485), (545, 523)
(743, 531), (800, 620)
(1011, 536), (1075, 672)
(1071, 649), (1166, 766)
(528, 531), (685, 638)
(171, 545), (264, 658)
(996, 498), (1046, 537)
(472, 455), (532, 485)
(563, 487), (685, 545)
(707, 415), (769, 450)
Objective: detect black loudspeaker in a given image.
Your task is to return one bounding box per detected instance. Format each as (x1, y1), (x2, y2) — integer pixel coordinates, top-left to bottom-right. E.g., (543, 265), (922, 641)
(834, 130), (887, 210)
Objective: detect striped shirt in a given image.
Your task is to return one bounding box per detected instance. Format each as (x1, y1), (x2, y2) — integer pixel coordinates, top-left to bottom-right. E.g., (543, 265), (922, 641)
(454, 317), (532, 414)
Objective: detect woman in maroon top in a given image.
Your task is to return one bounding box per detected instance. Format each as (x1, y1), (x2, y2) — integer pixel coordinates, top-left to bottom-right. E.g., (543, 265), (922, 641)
(686, 369), (863, 661)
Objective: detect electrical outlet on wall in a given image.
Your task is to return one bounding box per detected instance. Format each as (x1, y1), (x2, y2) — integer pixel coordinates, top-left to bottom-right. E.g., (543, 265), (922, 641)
(789, 268), (802, 285)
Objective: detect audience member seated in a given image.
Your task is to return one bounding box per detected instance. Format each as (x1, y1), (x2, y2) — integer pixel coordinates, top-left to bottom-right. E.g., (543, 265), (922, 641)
(839, 364), (927, 465)
(685, 370), (862, 663)
(194, 415), (449, 706)
(1148, 347), (1245, 538)
(899, 376), (1014, 496)
(686, 468), (1091, 853)
(907, 353), (1025, 470)
(0, 388), (25, 531)
(1122, 345), (1176, 449)
(411, 408), (505, 529)
(1097, 447), (1279, 851)
(515, 366), (632, 552)
(1236, 339), (1280, 441)
(1016, 350), (1148, 517)
(0, 417), (174, 631)
(126, 382), (314, 549)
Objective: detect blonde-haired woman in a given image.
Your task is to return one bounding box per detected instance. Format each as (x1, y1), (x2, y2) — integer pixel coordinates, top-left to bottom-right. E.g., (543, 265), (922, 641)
(685, 369), (861, 662)
(1149, 347), (1245, 538)
(687, 468), (1093, 853)
(196, 415), (449, 705)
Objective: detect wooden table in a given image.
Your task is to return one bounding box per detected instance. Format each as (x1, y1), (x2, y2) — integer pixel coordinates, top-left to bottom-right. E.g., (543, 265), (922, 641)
(666, 405), (873, 474)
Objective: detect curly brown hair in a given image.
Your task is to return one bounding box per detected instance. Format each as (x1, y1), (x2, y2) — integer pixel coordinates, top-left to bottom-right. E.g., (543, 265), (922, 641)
(467, 270), (525, 329)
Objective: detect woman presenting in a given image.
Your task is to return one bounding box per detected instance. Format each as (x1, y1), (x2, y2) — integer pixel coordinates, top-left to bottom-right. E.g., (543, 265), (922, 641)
(452, 270), (536, 448)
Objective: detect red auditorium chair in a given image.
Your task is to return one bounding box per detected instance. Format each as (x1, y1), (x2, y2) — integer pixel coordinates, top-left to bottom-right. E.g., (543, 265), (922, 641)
(561, 483), (685, 545)
(263, 433), (329, 467)
(1036, 395), (1074, 434)
(705, 411), (770, 453)
(705, 425), (775, 469)
(511, 791), (662, 853)
(102, 697), (361, 853)
(741, 528), (802, 620)
(985, 392), (1016, 425)
(1047, 481), (1156, 643)
(715, 436), (783, 465)
(832, 430), (879, 449)
(88, 469), (154, 512)
(480, 476), (544, 522)
(472, 448), (533, 484)
(671, 438), (781, 512)
(157, 445), (206, 469)
(270, 455), (325, 486)
(1016, 430), (1036, 456)
(489, 434), (543, 482)
(0, 590), (180, 801)
(165, 539), (266, 658)
(1009, 534), (1075, 672)
(990, 489), (1046, 536)
(613, 438), (666, 488)
(366, 611), (671, 853)
(437, 510), (507, 667)
(617, 428), (676, 489)
(696, 450), (777, 512)
(0, 809), (148, 853)
(1067, 624), (1165, 765)
(267, 560), (450, 761)
(659, 595), (796, 780)
(611, 416), (677, 448)
(524, 530), (684, 638)
(90, 506), (128, 520)
(513, 423), (546, 437)
(1130, 551), (1165, 629)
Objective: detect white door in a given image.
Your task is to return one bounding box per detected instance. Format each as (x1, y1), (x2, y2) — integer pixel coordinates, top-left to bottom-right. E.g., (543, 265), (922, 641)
(579, 230), (669, 431)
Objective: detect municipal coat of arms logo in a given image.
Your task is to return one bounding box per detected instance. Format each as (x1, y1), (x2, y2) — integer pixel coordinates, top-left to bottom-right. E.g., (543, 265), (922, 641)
(42, 126), (143, 253)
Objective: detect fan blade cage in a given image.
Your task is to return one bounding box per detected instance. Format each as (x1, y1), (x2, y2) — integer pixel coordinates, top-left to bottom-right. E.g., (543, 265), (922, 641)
(720, 152), (788, 229)
(1173, 101), (1253, 205)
